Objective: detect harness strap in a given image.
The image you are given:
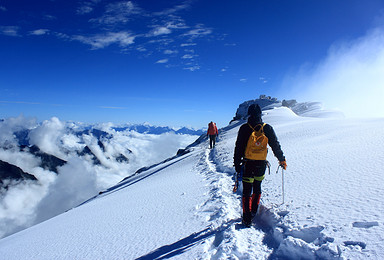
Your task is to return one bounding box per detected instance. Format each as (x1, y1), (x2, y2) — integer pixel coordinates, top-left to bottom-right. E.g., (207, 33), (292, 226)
(243, 175), (265, 183)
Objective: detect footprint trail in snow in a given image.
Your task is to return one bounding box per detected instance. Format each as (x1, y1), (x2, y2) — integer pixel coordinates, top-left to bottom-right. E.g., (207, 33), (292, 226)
(193, 130), (343, 259)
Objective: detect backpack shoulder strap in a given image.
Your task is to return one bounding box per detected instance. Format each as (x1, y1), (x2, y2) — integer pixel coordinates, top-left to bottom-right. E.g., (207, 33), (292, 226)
(261, 123), (266, 131)
(248, 123), (265, 132)
(247, 123), (255, 132)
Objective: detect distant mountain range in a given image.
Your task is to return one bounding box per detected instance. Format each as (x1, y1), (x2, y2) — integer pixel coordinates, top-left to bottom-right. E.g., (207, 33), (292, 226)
(112, 124), (205, 135)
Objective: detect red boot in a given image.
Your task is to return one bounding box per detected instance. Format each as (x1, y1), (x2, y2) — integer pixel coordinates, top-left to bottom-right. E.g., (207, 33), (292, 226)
(242, 196), (252, 226)
(250, 193), (261, 217)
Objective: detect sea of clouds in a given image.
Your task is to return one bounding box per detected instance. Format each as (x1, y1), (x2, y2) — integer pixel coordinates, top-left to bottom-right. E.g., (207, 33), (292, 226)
(0, 115), (200, 238)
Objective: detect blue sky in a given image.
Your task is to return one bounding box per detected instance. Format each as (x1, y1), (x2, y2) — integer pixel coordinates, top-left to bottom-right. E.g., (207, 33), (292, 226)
(1, 0), (384, 128)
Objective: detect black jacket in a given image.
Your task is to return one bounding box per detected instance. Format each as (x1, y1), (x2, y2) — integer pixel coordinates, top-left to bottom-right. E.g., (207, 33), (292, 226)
(234, 116), (285, 169)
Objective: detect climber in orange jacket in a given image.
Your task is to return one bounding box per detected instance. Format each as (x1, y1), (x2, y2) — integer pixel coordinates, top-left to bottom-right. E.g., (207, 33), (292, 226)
(207, 121), (219, 149)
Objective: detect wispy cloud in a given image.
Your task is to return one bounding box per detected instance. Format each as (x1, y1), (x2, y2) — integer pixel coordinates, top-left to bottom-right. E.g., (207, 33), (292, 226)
(77, 0), (101, 15)
(99, 106), (128, 109)
(29, 29), (50, 36)
(0, 26), (20, 37)
(259, 77), (268, 83)
(77, 5), (94, 15)
(0, 6), (7, 12)
(164, 49), (178, 55)
(184, 65), (200, 71)
(183, 26), (212, 38)
(181, 43), (197, 47)
(156, 59), (169, 64)
(153, 0), (193, 16)
(43, 14), (56, 21)
(0, 100), (41, 105)
(182, 54), (194, 59)
(0, 100), (66, 108)
(90, 1), (144, 26)
(147, 26), (172, 37)
(72, 31), (135, 49)
(1, 1), (218, 71)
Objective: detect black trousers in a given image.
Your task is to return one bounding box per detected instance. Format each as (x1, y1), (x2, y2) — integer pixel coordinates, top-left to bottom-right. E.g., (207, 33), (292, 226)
(209, 135), (216, 148)
(242, 160), (266, 196)
(242, 160), (267, 219)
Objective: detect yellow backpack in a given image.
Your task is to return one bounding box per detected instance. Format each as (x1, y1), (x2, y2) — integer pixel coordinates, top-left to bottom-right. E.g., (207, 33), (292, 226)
(244, 123), (268, 160)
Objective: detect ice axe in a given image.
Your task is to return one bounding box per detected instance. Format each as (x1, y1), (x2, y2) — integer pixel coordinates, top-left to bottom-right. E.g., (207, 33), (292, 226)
(233, 165), (244, 193)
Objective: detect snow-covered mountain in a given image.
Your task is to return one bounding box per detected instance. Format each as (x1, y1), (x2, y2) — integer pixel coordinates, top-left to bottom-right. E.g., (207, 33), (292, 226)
(232, 95), (344, 121)
(112, 123), (204, 135)
(1, 100), (383, 259)
(0, 117), (202, 238)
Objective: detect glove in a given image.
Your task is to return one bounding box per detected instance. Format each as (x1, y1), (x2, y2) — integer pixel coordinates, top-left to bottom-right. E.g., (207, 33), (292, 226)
(235, 164), (242, 173)
(279, 160), (287, 170)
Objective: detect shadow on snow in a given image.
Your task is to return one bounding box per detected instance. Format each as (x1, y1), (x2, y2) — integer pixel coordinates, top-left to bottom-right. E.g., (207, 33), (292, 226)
(136, 219), (239, 260)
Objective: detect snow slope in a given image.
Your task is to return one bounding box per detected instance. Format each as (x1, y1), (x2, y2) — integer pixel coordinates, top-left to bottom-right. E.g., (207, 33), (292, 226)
(0, 107), (383, 259)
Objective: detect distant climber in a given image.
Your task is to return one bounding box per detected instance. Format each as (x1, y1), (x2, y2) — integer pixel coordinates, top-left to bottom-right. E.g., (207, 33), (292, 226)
(207, 121), (219, 149)
(234, 104), (286, 227)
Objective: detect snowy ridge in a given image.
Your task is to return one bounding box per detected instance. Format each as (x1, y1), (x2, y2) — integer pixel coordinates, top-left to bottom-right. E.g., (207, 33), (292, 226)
(0, 107), (383, 259)
(233, 96), (344, 122)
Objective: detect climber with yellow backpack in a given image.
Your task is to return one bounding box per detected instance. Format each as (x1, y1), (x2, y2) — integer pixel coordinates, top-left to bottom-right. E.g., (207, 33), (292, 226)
(234, 104), (287, 226)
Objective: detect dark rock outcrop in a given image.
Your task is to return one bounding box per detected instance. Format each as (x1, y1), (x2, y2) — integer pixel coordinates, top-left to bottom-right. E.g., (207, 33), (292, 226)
(0, 160), (37, 188)
(20, 145), (66, 174)
(232, 95), (281, 121)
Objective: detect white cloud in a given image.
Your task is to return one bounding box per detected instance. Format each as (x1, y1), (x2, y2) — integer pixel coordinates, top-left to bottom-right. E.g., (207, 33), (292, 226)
(43, 14), (56, 20)
(183, 26), (212, 38)
(259, 77), (268, 83)
(77, 6), (94, 15)
(153, 1), (193, 16)
(0, 115), (37, 147)
(54, 32), (71, 40)
(284, 27), (384, 118)
(184, 65), (200, 71)
(164, 49), (178, 55)
(90, 1), (143, 26)
(165, 20), (189, 30)
(148, 26), (172, 37)
(28, 117), (66, 159)
(73, 31), (135, 49)
(29, 29), (50, 36)
(0, 26), (20, 37)
(240, 78), (247, 83)
(0, 6), (7, 11)
(136, 46), (147, 52)
(156, 59), (169, 64)
(76, 0), (101, 14)
(182, 54), (194, 59)
(0, 179), (50, 238)
(34, 158), (99, 224)
(181, 43), (197, 47)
